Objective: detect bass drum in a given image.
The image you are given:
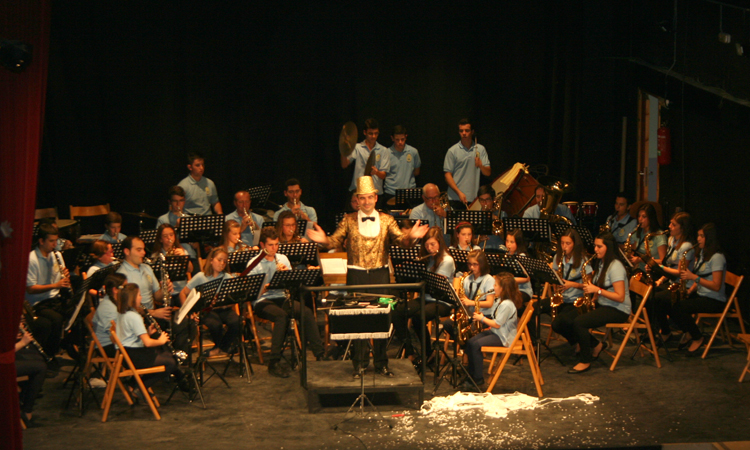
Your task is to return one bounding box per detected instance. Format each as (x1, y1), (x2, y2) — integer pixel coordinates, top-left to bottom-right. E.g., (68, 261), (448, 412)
(467, 163), (538, 217)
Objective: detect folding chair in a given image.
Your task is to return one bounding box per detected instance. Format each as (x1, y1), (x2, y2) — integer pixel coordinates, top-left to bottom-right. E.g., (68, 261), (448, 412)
(481, 299), (544, 397)
(737, 334), (750, 382)
(604, 275), (660, 371)
(69, 203), (110, 220)
(244, 303), (302, 365)
(694, 271), (745, 359)
(102, 321), (165, 422)
(83, 314), (130, 408)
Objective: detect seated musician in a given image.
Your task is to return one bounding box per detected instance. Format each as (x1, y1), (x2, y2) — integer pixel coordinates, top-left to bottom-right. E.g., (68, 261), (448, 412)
(26, 223), (70, 360)
(604, 192), (637, 246)
(649, 212), (696, 343)
(276, 210), (309, 244)
(476, 185), (507, 250)
(178, 152), (223, 216)
(409, 183), (445, 230)
(248, 228), (326, 378)
(179, 247), (239, 358)
(441, 249), (496, 351)
(536, 228), (593, 320)
(226, 190), (263, 246)
(221, 220), (253, 253)
(552, 232), (631, 374)
(16, 319), (48, 425)
(156, 185), (188, 228)
(92, 273), (128, 357)
(394, 227), (455, 365)
(450, 222), (480, 252)
(461, 272), (521, 392)
(114, 284), (187, 395)
(100, 212), (127, 244)
(665, 223), (726, 355)
(628, 202), (667, 272)
(86, 240), (115, 277)
(151, 224), (195, 299)
(523, 185), (577, 225)
(273, 178), (318, 224)
(306, 176), (430, 378)
(505, 228), (533, 303)
(37, 217), (73, 251)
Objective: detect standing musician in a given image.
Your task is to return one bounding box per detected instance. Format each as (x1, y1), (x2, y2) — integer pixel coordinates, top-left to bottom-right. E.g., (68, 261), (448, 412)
(341, 118), (390, 198)
(604, 193), (637, 246)
(552, 232), (631, 374)
(523, 185), (577, 224)
(393, 227), (455, 363)
(628, 203), (667, 271)
(179, 247), (239, 358)
(276, 210), (309, 244)
(461, 272), (521, 392)
(16, 319), (48, 425)
(248, 228), (327, 378)
(649, 212), (696, 342)
(226, 190), (264, 245)
(306, 176), (429, 378)
(383, 125), (421, 206)
(476, 185), (506, 250)
(114, 284), (186, 395)
(221, 220), (252, 254)
(273, 178), (318, 224)
(100, 212), (127, 244)
(443, 118), (491, 210)
(26, 223), (69, 359)
(536, 228), (593, 319)
(178, 152), (223, 216)
(669, 223), (727, 356)
(156, 185), (188, 228)
(409, 183), (446, 230)
(92, 273), (128, 357)
(151, 224), (195, 300)
(450, 222), (480, 252)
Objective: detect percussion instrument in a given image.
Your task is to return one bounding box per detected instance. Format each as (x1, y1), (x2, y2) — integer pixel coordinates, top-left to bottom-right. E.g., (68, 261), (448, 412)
(581, 202), (598, 218)
(363, 149), (376, 178)
(338, 121), (358, 157)
(467, 163), (539, 217)
(563, 201), (579, 217)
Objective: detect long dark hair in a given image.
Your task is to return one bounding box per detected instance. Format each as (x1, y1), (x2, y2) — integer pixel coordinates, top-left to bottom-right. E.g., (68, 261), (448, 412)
(451, 222), (474, 248)
(594, 232), (619, 288)
(152, 224), (184, 256)
(116, 284), (141, 314)
(103, 273), (126, 301)
(276, 210), (302, 244)
(699, 223), (722, 263)
(506, 228), (528, 255)
(495, 272), (523, 309)
(420, 227), (448, 273)
(637, 203), (661, 237)
(555, 228), (585, 268)
(671, 212), (695, 249)
(467, 249), (490, 276)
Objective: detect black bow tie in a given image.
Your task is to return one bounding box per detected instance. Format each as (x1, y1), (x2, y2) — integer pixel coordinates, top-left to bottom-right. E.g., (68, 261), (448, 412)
(361, 216), (375, 222)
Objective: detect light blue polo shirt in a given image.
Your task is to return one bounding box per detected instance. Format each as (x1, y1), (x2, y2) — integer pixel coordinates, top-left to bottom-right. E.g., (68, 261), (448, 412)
(25, 248), (62, 306)
(522, 204), (577, 225)
(409, 203), (444, 229)
(692, 251), (727, 302)
(348, 141), (390, 194)
(117, 261), (160, 310)
(93, 296), (118, 347)
(115, 310), (147, 348)
(385, 144), (421, 195)
(248, 253), (291, 306)
(178, 175), (219, 216)
(273, 202), (318, 224)
(596, 259), (631, 315)
(443, 142), (490, 203)
(226, 210), (265, 244)
(490, 299), (518, 347)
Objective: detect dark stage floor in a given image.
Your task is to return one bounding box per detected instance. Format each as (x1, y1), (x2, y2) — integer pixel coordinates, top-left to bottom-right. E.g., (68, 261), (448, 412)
(20, 325), (750, 450)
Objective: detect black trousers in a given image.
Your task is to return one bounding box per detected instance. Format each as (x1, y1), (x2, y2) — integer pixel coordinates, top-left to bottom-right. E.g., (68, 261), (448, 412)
(347, 267), (391, 370)
(254, 297), (324, 362)
(203, 308), (241, 353)
(394, 298), (451, 357)
(670, 293), (726, 341)
(126, 346), (177, 389)
(32, 298), (64, 356)
(552, 305), (628, 363)
(16, 346), (47, 414)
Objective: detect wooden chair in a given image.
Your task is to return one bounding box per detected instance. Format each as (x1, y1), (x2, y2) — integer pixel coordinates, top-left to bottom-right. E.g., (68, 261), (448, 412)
(481, 299), (544, 397)
(737, 334), (750, 382)
(102, 321), (165, 422)
(604, 276), (660, 371)
(83, 313), (131, 409)
(694, 272), (745, 359)
(69, 203), (110, 219)
(244, 303), (302, 365)
(34, 207), (58, 220)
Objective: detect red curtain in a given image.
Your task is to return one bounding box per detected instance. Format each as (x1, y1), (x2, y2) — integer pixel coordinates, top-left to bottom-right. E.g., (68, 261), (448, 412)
(0, 1), (50, 448)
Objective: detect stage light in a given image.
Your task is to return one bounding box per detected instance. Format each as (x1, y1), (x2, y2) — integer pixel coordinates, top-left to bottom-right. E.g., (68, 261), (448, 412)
(0, 39), (33, 73)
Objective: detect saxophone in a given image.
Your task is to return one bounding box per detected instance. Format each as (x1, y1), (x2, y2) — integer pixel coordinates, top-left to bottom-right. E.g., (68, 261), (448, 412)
(635, 230), (670, 285)
(574, 255), (598, 315)
(457, 287), (488, 346)
(623, 224), (640, 260)
(549, 264), (565, 320)
(668, 243), (699, 305)
(452, 274), (470, 346)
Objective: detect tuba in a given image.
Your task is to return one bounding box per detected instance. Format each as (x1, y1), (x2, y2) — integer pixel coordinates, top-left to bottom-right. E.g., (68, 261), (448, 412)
(536, 182), (572, 263)
(491, 192), (505, 236)
(574, 255), (598, 314)
(436, 192), (451, 213)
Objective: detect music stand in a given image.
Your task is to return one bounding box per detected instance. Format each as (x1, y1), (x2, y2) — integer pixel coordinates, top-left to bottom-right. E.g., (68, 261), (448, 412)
(177, 215), (224, 246)
(485, 251), (508, 275)
(227, 249), (261, 274)
(447, 210), (494, 237)
(248, 185), (272, 208)
(392, 261), (427, 358)
(504, 217), (551, 244)
(111, 242), (124, 261)
(139, 228), (158, 247)
(334, 212), (348, 227)
(389, 245), (422, 266)
(268, 268), (322, 370)
(151, 255), (190, 282)
(448, 248), (470, 274)
(394, 188), (423, 209)
(515, 254), (565, 366)
(278, 242), (318, 266)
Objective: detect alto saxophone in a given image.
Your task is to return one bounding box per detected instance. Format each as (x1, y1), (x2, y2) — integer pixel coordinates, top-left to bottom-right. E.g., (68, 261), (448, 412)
(574, 255), (598, 315)
(457, 287), (488, 346)
(549, 264), (565, 320)
(668, 243), (699, 305)
(452, 274), (471, 346)
(635, 229), (670, 285)
(623, 224), (640, 260)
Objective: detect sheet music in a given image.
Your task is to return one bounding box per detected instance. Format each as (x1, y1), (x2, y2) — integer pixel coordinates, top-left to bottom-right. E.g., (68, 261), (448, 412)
(320, 257), (347, 275)
(177, 288), (200, 325)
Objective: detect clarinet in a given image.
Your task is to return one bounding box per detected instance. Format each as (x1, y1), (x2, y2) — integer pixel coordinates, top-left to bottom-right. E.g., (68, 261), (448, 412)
(142, 309), (188, 364)
(52, 251), (72, 299)
(19, 321), (53, 363)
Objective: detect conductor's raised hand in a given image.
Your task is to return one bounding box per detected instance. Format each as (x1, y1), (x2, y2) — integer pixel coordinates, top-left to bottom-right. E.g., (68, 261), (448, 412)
(306, 223), (328, 244)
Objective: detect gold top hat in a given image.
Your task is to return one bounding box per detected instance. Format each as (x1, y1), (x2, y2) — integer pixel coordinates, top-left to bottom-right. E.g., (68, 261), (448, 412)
(355, 176), (378, 196)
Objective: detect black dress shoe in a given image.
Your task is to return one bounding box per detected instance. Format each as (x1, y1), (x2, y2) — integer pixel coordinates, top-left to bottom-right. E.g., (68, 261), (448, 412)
(375, 366), (394, 377)
(592, 341), (608, 360)
(567, 364), (591, 374)
(268, 361), (290, 378)
(458, 379), (485, 392)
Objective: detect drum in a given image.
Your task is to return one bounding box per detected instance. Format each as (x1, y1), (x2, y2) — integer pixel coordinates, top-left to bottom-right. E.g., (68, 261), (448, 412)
(563, 201), (579, 217)
(468, 163), (539, 216)
(582, 202), (598, 218)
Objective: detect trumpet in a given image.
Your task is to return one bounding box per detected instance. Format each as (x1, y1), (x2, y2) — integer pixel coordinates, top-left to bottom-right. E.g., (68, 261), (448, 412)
(291, 198), (302, 219)
(241, 208), (258, 232)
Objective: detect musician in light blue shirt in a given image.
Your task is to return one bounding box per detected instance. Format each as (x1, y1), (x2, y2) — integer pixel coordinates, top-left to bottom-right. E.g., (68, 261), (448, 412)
(177, 152), (222, 216)
(341, 118), (390, 195)
(273, 179), (318, 224)
(523, 186), (577, 225)
(384, 125), (421, 201)
(443, 118), (490, 209)
(99, 212), (127, 244)
(225, 190), (264, 245)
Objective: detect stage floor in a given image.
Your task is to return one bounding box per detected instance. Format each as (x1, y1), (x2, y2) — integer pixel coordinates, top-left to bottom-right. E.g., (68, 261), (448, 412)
(20, 329), (750, 449)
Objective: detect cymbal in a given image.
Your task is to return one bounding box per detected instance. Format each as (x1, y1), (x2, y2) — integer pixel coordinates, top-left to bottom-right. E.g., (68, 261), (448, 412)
(339, 121), (358, 157)
(123, 211), (156, 219)
(537, 175), (574, 194)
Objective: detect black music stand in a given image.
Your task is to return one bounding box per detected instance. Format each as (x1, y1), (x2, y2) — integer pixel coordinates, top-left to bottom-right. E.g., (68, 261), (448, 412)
(504, 217), (551, 245)
(423, 271), (480, 393)
(247, 185), (272, 208)
(515, 254), (565, 366)
(392, 261), (427, 360)
(178, 215), (225, 258)
(278, 242), (318, 267)
(139, 228), (158, 247)
(111, 242), (124, 261)
(448, 248), (470, 274)
(484, 251), (508, 275)
(389, 245), (422, 266)
(150, 255), (190, 282)
(62, 263), (120, 417)
(268, 268), (322, 370)
(334, 212), (348, 227)
(394, 188), (423, 209)
(227, 248), (261, 274)
(447, 210), (494, 237)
